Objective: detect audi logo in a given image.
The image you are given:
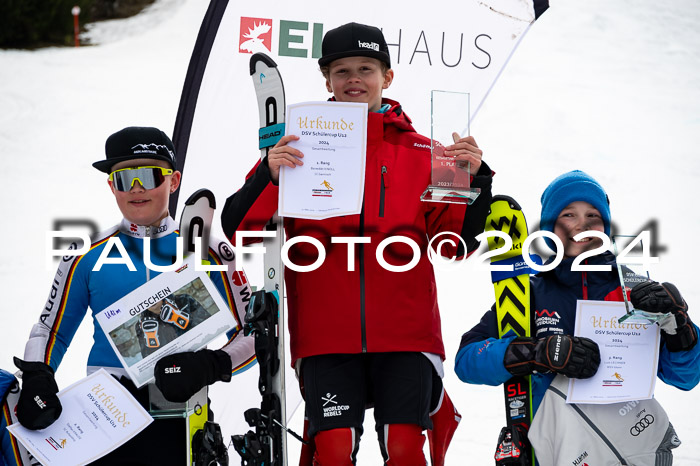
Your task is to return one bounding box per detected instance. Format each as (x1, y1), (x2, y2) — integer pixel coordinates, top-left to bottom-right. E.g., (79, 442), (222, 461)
(630, 414), (655, 436)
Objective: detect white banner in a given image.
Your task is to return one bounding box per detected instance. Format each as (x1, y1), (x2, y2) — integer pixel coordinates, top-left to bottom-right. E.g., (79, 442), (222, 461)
(177, 0), (543, 214)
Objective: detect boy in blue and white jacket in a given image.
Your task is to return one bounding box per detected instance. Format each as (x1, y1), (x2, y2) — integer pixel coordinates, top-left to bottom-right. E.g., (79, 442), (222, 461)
(4, 127), (255, 465)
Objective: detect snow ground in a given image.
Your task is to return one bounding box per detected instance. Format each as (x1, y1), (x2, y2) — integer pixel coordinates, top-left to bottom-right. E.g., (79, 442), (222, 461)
(1, 0), (699, 463)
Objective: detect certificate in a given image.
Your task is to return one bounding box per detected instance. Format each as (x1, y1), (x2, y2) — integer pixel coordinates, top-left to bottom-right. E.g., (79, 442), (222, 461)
(7, 369), (152, 465)
(567, 300), (660, 404)
(279, 101), (368, 220)
(95, 256), (237, 387)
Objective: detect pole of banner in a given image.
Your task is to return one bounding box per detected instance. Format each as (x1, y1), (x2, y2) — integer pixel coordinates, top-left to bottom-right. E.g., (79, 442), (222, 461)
(72, 6), (81, 47)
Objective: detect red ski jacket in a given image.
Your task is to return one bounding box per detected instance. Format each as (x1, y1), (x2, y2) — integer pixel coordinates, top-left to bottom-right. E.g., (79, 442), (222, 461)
(222, 99), (493, 365)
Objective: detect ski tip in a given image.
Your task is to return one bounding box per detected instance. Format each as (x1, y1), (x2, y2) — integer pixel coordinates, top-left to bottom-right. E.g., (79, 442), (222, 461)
(249, 53), (278, 75)
(490, 194), (522, 212)
(184, 188), (216, 209)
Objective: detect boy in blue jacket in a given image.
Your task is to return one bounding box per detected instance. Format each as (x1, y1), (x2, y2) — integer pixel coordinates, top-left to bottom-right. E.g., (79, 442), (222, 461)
(455, 170), (700, 462)
(6, 127), (255, 465)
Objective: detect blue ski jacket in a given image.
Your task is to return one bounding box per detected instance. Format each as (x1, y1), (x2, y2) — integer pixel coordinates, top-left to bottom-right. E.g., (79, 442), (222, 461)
(455, 252), (700, 415)
(21, 217), (256, 378)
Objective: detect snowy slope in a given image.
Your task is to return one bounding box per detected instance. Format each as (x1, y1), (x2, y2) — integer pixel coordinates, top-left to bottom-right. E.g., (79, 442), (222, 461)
(1, 0), (699, 464)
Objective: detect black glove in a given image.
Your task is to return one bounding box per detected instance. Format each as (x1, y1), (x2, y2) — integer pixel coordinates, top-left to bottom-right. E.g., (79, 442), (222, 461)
(631, 280), (698, 352)
(13, 357), (62, 430)
(504, 335), (601, 379)
(154, 349), (232, 402)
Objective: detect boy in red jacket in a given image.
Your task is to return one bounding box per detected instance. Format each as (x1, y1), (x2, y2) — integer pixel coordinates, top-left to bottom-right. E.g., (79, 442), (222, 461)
(222, 23), (494, 465)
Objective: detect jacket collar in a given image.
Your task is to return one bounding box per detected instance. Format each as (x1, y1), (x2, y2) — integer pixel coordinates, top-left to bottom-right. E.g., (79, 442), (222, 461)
(538, 251), (619, 289)
(119, 216), (177, 239)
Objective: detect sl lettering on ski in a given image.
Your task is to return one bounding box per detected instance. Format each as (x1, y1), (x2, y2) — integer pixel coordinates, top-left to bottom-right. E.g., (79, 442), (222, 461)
(238, 17), (493, 69)
(506, 383), (527, 398)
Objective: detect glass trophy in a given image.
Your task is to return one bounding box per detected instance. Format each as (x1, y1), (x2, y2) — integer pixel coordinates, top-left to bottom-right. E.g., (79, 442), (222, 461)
(420, 90), (481, 205)
(613, 234), (669, 324)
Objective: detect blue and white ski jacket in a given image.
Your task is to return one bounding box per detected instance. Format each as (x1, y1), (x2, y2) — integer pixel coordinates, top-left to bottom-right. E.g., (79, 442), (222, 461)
(22, 216), (256, 378)
(1, 369), (20, 466)
(455, 252), (700, 415)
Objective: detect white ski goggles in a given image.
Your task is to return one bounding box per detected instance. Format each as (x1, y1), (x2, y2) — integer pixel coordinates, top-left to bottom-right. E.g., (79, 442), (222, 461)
(109, 166), (173, 191)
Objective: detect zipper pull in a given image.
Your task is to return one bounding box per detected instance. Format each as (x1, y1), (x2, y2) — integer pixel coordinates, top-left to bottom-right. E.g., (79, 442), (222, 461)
(145, 225), (151, 282)
(381, 165), (388, 187)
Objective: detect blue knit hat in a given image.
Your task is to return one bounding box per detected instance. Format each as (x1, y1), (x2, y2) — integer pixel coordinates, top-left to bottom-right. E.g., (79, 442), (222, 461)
(540, 170), (611, 250)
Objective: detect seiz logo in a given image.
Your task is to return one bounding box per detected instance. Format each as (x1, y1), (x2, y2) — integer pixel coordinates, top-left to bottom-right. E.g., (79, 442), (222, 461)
(164, 366), (181, 374)
(34, 396), (47, 409)
(240, 18), (273, 53)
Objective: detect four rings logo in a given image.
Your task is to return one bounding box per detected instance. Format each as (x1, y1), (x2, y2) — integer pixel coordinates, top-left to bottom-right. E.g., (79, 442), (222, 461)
(630, 414), (654, 436)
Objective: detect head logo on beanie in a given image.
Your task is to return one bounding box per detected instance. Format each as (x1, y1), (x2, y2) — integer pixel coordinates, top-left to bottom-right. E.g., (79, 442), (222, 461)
(540, 170), (611, 248)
